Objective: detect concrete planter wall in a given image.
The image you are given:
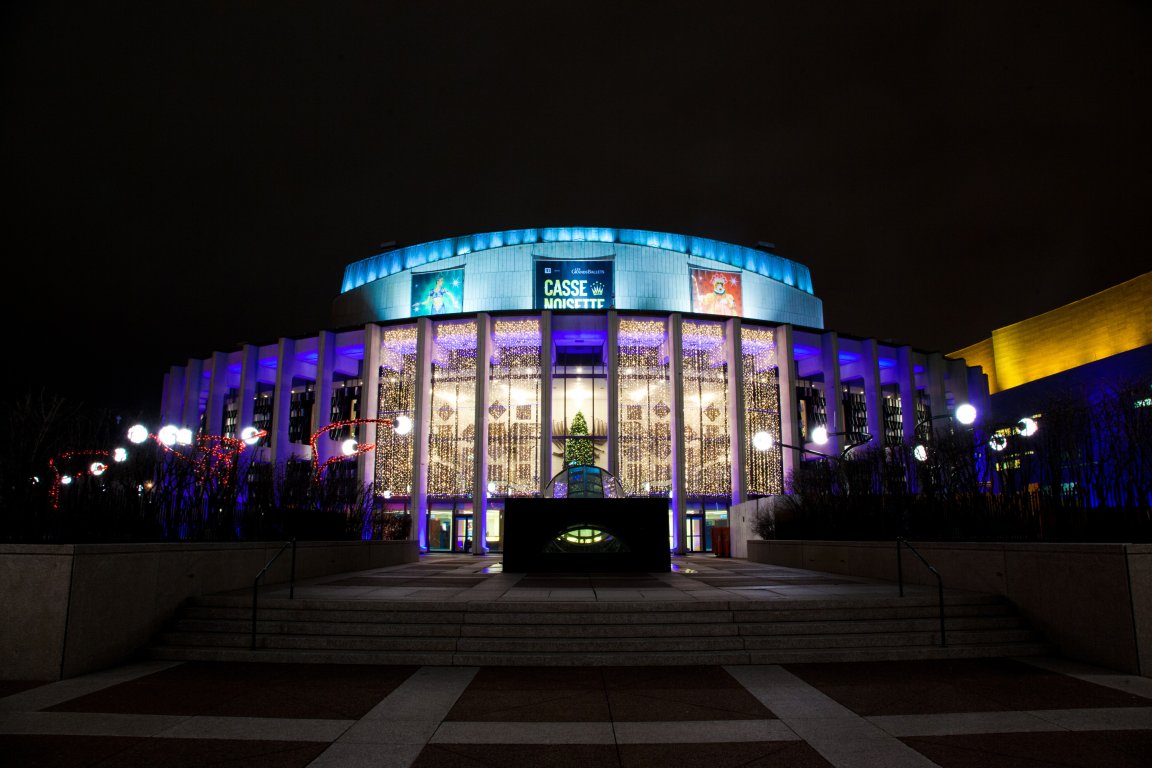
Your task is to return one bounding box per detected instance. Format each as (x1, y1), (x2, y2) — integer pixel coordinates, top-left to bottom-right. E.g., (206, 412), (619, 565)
(0, 540), (418, 681)
(747, 539), (1152, 675)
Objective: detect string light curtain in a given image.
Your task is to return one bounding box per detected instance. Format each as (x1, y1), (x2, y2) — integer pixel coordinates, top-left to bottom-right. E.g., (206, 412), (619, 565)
(742, 325), (784, 495)
(488, 318), (542, 496)
(428, 320), (478, 496)
(375, 326), (418, 498)
(682, 320), (731, 497)
(617, 319), (672, 496)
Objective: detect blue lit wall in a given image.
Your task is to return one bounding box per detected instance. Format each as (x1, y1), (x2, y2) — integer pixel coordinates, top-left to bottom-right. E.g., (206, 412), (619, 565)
(333, 228), (824, 328)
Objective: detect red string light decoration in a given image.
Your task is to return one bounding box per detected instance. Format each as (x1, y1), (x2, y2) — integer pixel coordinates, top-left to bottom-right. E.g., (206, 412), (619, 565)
(309, 418), (394, 482)
(48, 450), (113, 509)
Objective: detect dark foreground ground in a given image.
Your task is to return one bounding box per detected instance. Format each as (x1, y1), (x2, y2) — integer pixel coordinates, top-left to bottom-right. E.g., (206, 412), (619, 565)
(2, 655), (1150, 767)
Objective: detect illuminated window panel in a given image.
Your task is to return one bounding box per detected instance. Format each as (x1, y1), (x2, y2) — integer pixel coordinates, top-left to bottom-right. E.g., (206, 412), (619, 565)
(375, 325), (418, 499)
(742, 325), (783, 495)
(428, 320), (478, 497)
(488, 318), (542, 497)
(681, 320), (731, 498)
(617, 319), (672, 497)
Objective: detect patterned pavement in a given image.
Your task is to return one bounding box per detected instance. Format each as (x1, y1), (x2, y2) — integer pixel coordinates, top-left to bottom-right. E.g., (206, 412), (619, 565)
(3, 656), (1150, 767)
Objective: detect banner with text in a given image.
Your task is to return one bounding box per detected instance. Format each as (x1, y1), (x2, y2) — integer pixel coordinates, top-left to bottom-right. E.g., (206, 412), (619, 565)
(535, 260), (614, 310)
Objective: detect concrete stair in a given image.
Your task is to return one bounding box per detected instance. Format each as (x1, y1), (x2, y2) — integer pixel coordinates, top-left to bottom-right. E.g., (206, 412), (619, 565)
(149, 592), (1049, 666)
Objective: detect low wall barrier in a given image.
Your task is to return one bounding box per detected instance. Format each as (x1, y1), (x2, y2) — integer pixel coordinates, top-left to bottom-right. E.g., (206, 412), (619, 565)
(0, 539), (418, 680)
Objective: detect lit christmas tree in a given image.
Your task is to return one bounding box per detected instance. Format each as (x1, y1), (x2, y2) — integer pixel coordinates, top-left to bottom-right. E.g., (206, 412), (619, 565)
(565, 411), (595, 467)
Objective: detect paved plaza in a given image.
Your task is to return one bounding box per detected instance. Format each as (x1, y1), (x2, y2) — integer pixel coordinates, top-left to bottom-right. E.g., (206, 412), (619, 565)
(3, 554), (1150, 766)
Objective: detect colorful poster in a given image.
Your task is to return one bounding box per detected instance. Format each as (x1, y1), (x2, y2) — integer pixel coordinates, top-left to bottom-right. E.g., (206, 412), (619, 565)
(690, 268), (743, 317)
(534, 260), (613, 309)
(411, 268), (464, 317)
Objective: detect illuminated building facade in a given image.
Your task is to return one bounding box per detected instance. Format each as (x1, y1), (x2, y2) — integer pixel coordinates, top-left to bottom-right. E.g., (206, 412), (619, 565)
(161, 228), (985, 553)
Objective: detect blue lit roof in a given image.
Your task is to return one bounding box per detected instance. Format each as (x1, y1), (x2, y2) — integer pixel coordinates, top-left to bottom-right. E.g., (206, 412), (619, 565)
(340, 227), (815, 295)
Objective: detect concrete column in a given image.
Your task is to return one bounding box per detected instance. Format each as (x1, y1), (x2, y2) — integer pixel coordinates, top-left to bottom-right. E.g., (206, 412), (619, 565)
(819, 331), (843, 457)
(162, 365), (185, 425)
(947, 358), (972, 413)
(472, 314), (491, 555)
(312, 331), (336, 467)
(776, 324), (800, 490)
(859, 339), (884, 450)
(669, 314), (687, 555)
(236, 345), (258, 433)
(204, 351), (229, 436)
(727, 319), (747, 506)
(181, 359), (203, 431)
(359, 324), (382, 487)
(538, 311), (553, 493)
(411, 318), (431, 549)
(606, 310), (619, 477)
(968, 366), (991, 426)
(898, 346), (917, 443)
(270, 338), (296, 468)
(927, 352), (948, 436)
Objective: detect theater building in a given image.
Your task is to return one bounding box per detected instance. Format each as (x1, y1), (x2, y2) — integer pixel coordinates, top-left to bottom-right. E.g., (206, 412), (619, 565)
(160, 228), (986, 554)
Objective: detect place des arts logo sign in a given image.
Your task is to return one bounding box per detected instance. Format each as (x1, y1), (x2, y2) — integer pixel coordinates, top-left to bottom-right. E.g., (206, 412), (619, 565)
(535, 260), (613, 309)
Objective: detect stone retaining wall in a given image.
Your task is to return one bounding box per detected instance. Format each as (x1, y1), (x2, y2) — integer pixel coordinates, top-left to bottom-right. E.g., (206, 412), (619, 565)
(0, 540), (418, 680)
(747, 539), (1152, 675)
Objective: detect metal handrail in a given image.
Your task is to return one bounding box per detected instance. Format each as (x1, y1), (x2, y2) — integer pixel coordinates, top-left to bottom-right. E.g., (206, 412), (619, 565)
(896, 537), (946, 647)
(251, 539), (297, 650)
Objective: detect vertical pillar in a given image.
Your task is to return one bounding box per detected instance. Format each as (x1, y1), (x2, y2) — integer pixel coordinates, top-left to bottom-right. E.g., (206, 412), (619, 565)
(727, 318), (747, 505)
(411, 318), (432, 549)
(606, 310), (619, 477)
(927, 352), (948, 436)
(181, 359), (204, 431)
(205, 351), (229, 436)
(237, 344), (258, 433)
(270, 338), (296, 467)
(312, 331), (336, 467)
(538, 311), (553, 493)
(968, 366), (991, 426)
(898, 346), (917, 443)
(948, 358), (971, 413)
(359, 324), (382, 486)
(819, 331), (843, 457)
(860, 339), (884, 450)
(162, 365), (185, 425)
(472, 314), (491, 554)
(776, 324), (800, 490)
(669, 314), (687, 554)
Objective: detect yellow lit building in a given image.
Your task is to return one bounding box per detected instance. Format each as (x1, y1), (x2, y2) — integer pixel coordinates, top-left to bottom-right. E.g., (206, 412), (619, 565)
(951, 272), (1152, 395)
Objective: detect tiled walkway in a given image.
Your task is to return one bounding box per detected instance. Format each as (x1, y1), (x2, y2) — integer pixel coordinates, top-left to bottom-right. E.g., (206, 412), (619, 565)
(3, 657), (1150, 767)
(254, 553), (950, 603)
(5, 554), (1151, 765)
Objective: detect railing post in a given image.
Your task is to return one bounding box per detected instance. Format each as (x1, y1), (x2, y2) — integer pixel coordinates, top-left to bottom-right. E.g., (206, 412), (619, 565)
(938, 579), (947, 647)
(250, 580), (258, 650)
(290, 539), (297, 600)
(896, 538), (904, 597)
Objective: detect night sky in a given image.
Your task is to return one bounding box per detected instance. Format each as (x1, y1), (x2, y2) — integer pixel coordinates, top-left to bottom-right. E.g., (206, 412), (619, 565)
(3, 2), (1149, 417)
